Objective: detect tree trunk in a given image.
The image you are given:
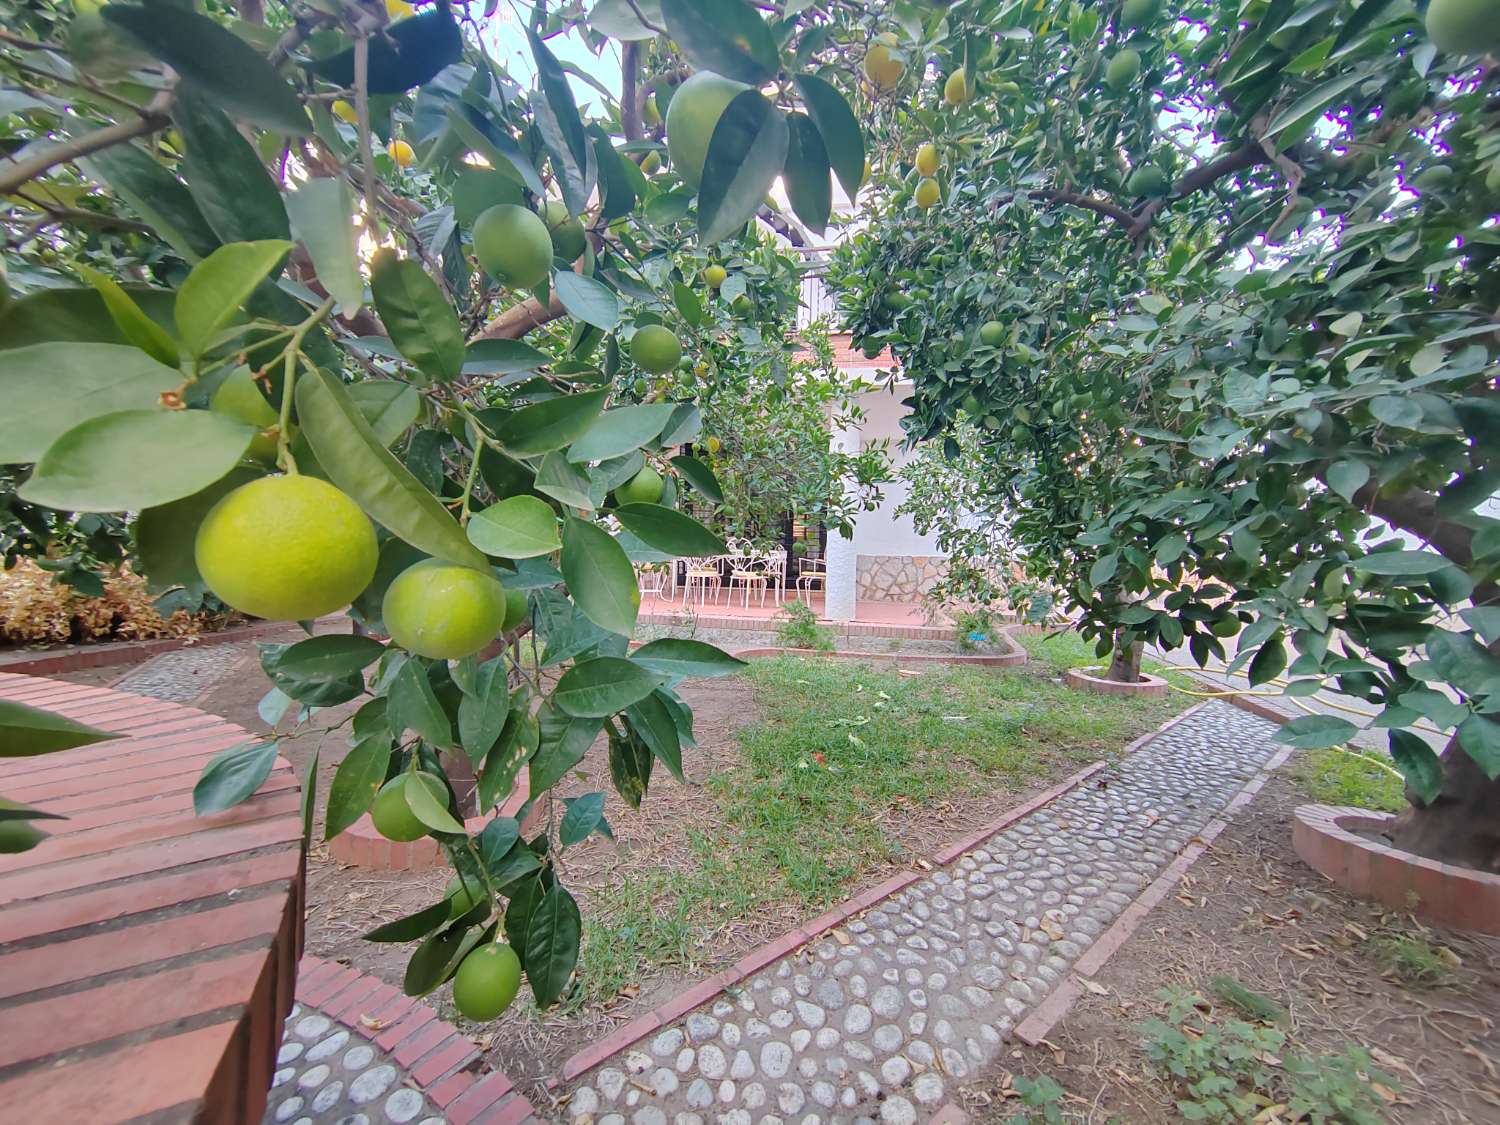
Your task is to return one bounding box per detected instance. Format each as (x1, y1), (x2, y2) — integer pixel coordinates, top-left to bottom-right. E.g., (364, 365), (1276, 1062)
(1107, 630), (1142, 683)
(1388, 733), (1500, 874)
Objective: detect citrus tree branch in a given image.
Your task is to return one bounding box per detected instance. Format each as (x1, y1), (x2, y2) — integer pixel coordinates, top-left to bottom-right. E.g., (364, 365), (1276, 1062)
(0, 103), (170, 196)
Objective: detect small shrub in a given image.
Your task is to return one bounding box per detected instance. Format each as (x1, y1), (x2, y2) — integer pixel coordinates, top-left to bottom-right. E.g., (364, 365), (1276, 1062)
(1006, 1074), (1066, 1123)
(1292, 746), (1405, 813)
(0, 559), (219, 646)
(1140, 985), (1395, 1124)
(955, 607), (995, 652)
(1209, 975), (1289, 1026)
(776, 600), (834, 651)
(1364, 931), (1452, 987)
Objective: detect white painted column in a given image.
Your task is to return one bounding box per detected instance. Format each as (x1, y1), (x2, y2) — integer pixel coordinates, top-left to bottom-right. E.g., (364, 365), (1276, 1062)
(824, 414), (859, 621)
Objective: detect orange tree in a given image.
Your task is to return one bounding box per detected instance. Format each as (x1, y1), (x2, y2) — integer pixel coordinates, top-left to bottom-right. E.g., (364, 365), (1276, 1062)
(0, 0), (866, 1011)
(831, 0), (1500, 871)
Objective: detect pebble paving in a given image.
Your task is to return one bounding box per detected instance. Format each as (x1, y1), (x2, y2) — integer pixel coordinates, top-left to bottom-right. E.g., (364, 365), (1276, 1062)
(264, 1003), (446, 1125)
(111, 643), (247, 702)
(564, 702), (1279, 1124)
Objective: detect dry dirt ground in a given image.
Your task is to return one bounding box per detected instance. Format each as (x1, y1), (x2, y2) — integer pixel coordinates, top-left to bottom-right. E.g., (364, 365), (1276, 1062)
(958, 772), (1500, 1125)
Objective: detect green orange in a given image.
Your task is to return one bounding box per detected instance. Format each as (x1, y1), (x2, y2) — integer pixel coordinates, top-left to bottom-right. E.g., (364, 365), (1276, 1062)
(665, 71), (750, 188)
(451, 942), (523, 1020)
(194, 475), (377, 621)
(369, 773), (445, 842)
(631, 325), (682, 373)
(383, 559), (508, 660)
(617, 464), (665, 505)
(500, 587), (528, 634)
(473, 205), (553, 289)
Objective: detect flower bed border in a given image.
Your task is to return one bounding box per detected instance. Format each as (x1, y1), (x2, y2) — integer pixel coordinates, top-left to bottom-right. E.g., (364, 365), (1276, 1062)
(1063, 665), (1170, 696)
(1292, 804), (1500, 936)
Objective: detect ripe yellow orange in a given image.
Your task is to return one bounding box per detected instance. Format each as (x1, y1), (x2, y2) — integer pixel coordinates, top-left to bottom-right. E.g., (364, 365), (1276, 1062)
(195, 475), (377, 621)
(383, 559), (508, 659)
(944, 70), (971, 106)
(385, 0), (414, 18)
(332, 98), (358, 124)
(388, 139), (415, 167)
(452, 942), (522, 1020)
(640, 151), (662, 175)
(915, 143), (940, 177)
(864, 34), (904, 91)
(665, 71), (750, 187)
(915, 177), (941, 208)
(473, 204), (553, 289)
(705, 435), (721, 454)
(703, 264), (727, 288)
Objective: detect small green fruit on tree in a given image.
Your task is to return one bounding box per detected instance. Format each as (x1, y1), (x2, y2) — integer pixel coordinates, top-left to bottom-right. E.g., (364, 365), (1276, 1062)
(382, 559), (509, 660)
(473, 204), (554, 289)
(665, 71), (750, 187)
(617, 464), (666, 505)
(1425, 0), (1500, 54)
(540, 201), (587, 262)
(452, 942), (523, 1020)
(631, 325), (682, 373)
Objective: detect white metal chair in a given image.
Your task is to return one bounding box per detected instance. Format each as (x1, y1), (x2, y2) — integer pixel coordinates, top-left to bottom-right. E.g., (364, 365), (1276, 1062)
(796, 558), (826, 604)
(635, 562), (667, 600)
(681, 555), (722, 606)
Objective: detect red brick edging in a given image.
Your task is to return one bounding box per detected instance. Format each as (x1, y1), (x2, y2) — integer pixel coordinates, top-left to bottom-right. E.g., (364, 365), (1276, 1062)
(329, 777), (530, 871)
(1063, 667), (1169, 697)
(296, 955), (540, 1125)
(1292, 804), (1500, 935)
(730, 629), (1027, 669)
(0, 618), (306, 677)
(553, 757), (1108, 1085)
(1013, 712), (1296, 1046)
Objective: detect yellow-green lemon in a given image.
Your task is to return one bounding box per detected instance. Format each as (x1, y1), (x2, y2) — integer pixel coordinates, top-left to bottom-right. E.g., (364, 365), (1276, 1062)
(388, 139), (415, 167)
(452, 942), (523, 1020)
(665, 71), (751, 188)
(332, 98), (358, 124)
(195, 475), (377, 621)
(864, 34), (905, 91)
(915, 177), (941, 208)
(1127, 163), (1169, 197)
(500, 587), (528, 634)
(473, 204), (553, 289)
(383, 559), (508, 660)
(703, 264), (727, 288)
(943, 70), (971, 105)
(979, 320), (1005, 347)
(915, 143), (940, 177)
(631, 325), (682, 373)
(1121, 0), (1161, 29)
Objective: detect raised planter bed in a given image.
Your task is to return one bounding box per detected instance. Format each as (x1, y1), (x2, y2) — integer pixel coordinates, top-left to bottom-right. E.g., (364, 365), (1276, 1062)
(1293, 803), (1500, 935)
(732, 628), (1027, 668)
(1063, 666), (1170, 697)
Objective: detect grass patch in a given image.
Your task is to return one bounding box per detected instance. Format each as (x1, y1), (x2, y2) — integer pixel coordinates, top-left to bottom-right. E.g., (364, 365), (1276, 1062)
(1015, 629), (1185, 684)
(1292, 746), (1406, 813)
(571, 654), (1184, 1009)
(1364, 930), (1454, 987)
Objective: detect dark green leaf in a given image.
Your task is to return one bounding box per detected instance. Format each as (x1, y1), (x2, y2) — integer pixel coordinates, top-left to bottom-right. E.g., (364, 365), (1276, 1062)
(347, 382), (422, 447)
(175, 90), (291, 245)
(0, 699), (121, 757)
(193, 740), (279, 814)
(554, 656), (667, 717)
(783, 113), (831, 235)
(477, 708), (538, 811)
(589, 0), (663, 39)
(1273, 713), (1358, 749)
(103, 4), (310, 134)
(1388, 730), (1442, 805)
(568, 404), (675, 463)
(552, 271), (619, 331)
(496, 390), (608, 456)
(559, 792), (607, 846)
(614, 503), (726, 557)
(1248, 634), (1288, 686)
(630, 638), (746, 679)
(608, 727), (653, 807)
(530, 704), (603, 793)
(325, 735), (393, 838)
(793, 74), (865, 199)
(660, 0), (779, 84)
(310, 8), (463, 94)
(1325, 459), (1370, 503)
(464, 338), (549, 375)
(527, 27), (596, 215)
(699, 91), (788, 243)
(1352, 550), (1450, 576)
(19, 409), (252, 512)
(403, 920), (480, 996)
(458, 655), (511, 764)
(477, 816), (521, 871)
(297, 367), (487, 568)
(275, 635), (386, 681)
(364, 899), (452, 943)
(81, 143), (220, 260)
(75, 266), (179, 367)
(560, 516), (640, 635)
(535, 452), (595, 511)
(625, 690), (683, 779)
(389, 660), (454, 747)
(371, 249), (465, 384)
(524, 883), (581, 1007)
(403, 769), (464, 833)
(1459, 715), (1500, 780)
(669, 454), (723, 502)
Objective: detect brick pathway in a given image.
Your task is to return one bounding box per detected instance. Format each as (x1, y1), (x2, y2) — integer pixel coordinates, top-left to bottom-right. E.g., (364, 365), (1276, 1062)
(265, 957), (540, 1125)
(560, 702), (1281, 1125)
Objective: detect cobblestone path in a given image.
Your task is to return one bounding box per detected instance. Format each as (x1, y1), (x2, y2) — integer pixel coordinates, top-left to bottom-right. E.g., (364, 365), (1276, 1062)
(563, 702), (1280, 1125)
(111, 642), (247, 702)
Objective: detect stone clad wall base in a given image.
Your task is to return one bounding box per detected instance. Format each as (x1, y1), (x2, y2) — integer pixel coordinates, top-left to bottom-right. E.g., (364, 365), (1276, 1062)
(855, 554), (946, 602)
